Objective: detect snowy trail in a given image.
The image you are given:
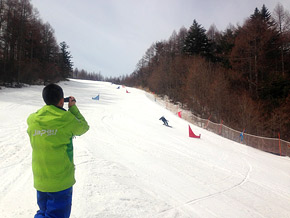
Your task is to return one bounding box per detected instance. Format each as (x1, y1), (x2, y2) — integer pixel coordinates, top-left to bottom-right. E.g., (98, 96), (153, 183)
(0, 79), (290, 218)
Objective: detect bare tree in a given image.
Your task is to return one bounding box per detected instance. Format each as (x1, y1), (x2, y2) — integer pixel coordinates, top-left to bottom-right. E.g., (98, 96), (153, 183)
(207, 24), (219, 41)
(272, 3), (290, 76)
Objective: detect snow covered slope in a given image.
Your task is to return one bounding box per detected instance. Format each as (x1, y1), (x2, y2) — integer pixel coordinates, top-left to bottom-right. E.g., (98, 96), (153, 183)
(0, 79), (290, 218)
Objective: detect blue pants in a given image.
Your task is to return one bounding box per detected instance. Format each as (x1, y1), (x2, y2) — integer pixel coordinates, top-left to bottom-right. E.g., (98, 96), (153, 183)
(35, 187), (73, 218)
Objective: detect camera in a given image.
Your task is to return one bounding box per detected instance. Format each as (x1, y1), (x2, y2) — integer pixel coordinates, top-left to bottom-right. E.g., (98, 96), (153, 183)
(64, 97), (76, 102)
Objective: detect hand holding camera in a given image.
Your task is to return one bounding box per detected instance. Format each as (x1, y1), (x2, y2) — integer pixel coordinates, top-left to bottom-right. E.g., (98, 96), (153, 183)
(64, 96), (76, 108)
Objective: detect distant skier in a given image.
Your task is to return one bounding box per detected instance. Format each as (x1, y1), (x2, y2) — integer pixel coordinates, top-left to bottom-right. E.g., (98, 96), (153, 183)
(238, 128), (245, 143)
(240, 130), (244, 143)
(159, 116), (169, 126)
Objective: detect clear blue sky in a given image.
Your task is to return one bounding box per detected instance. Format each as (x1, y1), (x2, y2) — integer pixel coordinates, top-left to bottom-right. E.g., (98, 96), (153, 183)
(30, 0), (290, 78)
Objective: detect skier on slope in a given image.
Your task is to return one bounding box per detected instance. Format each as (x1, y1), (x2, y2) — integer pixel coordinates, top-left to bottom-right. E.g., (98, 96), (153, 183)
(159, 116), (169, 126)
(27, 84), (89, 218)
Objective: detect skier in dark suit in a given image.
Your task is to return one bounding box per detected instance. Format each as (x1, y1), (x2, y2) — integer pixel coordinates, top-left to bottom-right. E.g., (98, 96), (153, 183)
(159, 116), (169, 126)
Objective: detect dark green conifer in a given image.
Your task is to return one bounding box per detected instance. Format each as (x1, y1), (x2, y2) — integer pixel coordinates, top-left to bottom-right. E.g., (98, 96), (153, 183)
(183, 19), (211, 58)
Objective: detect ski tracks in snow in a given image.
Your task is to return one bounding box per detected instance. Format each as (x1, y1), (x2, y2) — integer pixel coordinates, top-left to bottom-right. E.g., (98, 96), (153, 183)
(153, 156), (254, 217)
(0, 101), (35, 217)
(2, 80), (290, 218)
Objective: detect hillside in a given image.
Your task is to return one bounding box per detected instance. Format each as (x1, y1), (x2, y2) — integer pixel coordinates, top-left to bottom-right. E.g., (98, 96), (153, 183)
(0, 79), (290, 217)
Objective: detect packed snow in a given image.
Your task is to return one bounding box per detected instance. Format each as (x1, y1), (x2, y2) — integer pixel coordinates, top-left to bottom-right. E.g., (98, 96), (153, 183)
(0, 79), (290, 218)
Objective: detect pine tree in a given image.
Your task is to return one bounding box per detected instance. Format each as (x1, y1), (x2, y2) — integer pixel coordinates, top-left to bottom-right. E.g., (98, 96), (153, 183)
(250, 7), (261, 20)
(251, 5), (273, 25)
(59, 41), (73, 78)
(183, 19), (211, 58)
(260, 4), (271, 23)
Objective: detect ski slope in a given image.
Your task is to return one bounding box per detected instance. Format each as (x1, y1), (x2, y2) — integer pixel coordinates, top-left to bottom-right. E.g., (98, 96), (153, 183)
(0, 79), (290, 218)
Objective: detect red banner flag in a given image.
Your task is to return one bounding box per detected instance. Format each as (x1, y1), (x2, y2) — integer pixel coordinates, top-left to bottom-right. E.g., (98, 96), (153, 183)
(189, 125), (201, 138)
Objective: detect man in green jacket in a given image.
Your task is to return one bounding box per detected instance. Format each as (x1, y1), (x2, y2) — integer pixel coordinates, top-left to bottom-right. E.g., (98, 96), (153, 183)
(27, 83), (89, 218)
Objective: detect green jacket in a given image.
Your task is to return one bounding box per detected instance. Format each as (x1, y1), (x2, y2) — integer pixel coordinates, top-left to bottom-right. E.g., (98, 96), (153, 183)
(27, 105), (89, 192)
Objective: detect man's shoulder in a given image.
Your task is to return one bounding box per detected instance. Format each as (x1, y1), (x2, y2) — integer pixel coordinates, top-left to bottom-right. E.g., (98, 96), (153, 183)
(27, 105), (74, 123)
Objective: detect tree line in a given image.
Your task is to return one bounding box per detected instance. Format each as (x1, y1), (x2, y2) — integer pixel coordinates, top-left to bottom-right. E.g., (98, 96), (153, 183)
(121, 4), (290, 141)
(72, 68), (104, 81)
(71, 68), (130, 84)
(1, 1), (289, 141)
(0, 0), (73, 86)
